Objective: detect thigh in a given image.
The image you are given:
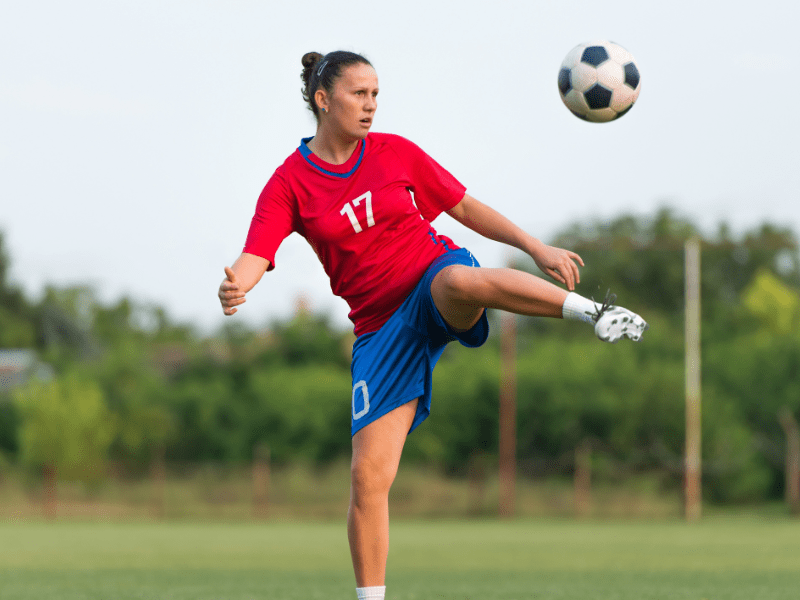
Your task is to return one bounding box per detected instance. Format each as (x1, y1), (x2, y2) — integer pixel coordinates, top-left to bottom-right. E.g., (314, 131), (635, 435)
(430, 264), (485, 332)
(351, 399), (419, 481)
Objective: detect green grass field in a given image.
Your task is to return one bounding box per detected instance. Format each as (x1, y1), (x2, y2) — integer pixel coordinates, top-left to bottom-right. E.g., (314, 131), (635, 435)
(1, 516), (799, 599)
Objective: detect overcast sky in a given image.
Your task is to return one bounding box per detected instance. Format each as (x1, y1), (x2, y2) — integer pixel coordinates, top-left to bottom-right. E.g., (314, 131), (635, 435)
(1, 0), (798, 334)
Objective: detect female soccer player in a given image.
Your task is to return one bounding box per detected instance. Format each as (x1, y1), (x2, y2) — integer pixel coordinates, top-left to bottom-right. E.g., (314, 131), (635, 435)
(218, 50), (647, 600)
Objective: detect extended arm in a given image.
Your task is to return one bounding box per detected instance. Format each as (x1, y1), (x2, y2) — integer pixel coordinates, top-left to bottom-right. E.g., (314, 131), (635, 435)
(218, 252), (271, 315)
(446, 193), (584, 290)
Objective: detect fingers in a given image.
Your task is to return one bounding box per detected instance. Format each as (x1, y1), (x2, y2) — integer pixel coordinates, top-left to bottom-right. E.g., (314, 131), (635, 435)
(560, 264), (576, 291)
(219, 287), (246, 302)
(568, 251), (585, 267)
(219, 266), (245, 315)
(561, 252), (582, 290)
(220, 292), (247, 304)
(563, 268), (575, 291)
(568, 256), (581, 288)
(536, 245), (583, 291)
(552, 255), (581, 290)
(220, 293), (246, 316)
(547, 267), (567, 287)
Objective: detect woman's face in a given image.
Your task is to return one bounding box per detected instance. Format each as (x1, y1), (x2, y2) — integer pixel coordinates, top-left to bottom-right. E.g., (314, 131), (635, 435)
(320, 63), (379, 141)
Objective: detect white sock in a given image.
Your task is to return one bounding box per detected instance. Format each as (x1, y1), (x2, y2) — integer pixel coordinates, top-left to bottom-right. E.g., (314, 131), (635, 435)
(356, 586), (386, 600)
(561, 292), (601, 324)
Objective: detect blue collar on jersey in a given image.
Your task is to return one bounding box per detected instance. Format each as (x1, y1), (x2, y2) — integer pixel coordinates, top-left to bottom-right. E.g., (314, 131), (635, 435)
(298, 137), (365, 178)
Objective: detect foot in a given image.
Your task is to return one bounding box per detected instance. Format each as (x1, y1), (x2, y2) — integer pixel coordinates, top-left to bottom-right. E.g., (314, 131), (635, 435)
(591, 291), (648, 343)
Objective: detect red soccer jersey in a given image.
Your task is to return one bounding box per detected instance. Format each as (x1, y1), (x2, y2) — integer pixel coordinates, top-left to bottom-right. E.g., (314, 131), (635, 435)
(244, 132), (466, 336)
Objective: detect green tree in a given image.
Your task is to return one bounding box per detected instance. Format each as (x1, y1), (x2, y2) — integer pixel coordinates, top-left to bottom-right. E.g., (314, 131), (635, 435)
(741, 269), (800, 335)
(38, 285), (100, 362)
(0, 232), (36, 348)
(13, 374), (116, 483)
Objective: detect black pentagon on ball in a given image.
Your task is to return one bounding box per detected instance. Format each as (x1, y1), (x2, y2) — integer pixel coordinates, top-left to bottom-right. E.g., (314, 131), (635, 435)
(558, 67), (572, 96)
(623, 62), (640, 89)
(584, 83), (612, 109)
(581, 46), (609, 67)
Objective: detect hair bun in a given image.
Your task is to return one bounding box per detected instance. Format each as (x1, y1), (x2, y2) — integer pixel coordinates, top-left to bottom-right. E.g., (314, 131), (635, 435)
(301, 52), (324, 92)
(302, 52), (324, 69)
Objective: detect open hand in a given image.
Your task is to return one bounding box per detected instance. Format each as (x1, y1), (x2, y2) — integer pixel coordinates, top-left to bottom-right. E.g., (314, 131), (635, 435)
(531, 243), (584, 291)
(218, 266), (246, 315)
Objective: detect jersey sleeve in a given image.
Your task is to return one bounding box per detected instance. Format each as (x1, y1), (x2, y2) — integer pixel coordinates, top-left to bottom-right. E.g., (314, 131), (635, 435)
(243, 167), (297, 271)
(387, 135), (467, 222)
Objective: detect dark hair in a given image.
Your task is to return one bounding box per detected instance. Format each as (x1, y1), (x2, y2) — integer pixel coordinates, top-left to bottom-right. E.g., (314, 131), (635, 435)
(301, 50), (373, 119)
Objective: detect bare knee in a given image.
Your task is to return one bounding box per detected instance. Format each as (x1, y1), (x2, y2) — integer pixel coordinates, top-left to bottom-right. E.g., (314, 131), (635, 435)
(434, 265), (480, 303)
(351, 455), (396, 506)
(432, 266), (486, 331)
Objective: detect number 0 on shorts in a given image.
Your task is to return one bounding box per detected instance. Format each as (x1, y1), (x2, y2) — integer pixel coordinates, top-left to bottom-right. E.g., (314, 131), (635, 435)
(352, 380), (370, 420)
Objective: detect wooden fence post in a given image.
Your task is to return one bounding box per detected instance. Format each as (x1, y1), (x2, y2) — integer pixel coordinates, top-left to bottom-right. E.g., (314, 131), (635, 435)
(574, 439), (592, 518)
(43, 462), (57, 520)
(468, 451), (487, 516)
(150, 444), (166, 519)
(253, 444), (271, 519)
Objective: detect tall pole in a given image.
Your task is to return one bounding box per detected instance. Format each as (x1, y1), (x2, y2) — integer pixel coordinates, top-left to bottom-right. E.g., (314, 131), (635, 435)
(499, 309), (517, 518)
(684, 237), (702, 522)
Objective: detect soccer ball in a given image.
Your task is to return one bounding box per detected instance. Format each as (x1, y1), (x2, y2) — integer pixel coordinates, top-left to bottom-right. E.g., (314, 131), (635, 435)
(557, 40), (641, 122)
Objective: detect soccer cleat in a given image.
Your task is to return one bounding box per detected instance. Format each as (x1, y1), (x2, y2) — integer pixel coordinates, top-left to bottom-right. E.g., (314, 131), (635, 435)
(590, 290), (649, 343)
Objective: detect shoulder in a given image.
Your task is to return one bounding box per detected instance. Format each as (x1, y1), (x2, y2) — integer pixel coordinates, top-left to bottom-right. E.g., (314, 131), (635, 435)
(260, 147), (306, 193)
(369, 131), (417, 148)
(258, 149), (303, 201)
(275, 146), (305, 177)
(368, 132), (426, 160)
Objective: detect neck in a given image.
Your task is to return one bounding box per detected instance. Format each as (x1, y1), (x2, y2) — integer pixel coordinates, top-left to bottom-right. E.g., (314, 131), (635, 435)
(307, 127), (361, 165)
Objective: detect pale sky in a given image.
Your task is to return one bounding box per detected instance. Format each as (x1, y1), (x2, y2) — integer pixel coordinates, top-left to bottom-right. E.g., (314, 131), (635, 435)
(1, 0), (798, 334)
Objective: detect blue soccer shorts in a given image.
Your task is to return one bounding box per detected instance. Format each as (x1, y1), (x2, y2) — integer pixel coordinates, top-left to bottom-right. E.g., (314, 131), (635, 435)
(350, 248), (490, 437)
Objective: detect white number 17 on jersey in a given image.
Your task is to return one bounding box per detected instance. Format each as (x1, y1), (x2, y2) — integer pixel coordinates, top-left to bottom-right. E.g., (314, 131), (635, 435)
(340, 191), (375, 234)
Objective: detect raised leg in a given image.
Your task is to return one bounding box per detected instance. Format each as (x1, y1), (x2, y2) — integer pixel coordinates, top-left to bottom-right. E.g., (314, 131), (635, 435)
(430, 265), (568, 331)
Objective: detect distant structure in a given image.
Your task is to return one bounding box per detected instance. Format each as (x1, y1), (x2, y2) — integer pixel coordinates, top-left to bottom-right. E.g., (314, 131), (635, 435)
(0, 349), (54, 394)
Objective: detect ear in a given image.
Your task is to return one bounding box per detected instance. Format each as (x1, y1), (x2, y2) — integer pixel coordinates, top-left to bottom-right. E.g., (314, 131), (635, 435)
(314, 88), (329, 114)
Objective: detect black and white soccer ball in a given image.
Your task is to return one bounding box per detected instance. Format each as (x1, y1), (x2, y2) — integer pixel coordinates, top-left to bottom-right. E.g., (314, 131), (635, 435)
(558, 40), (641, 123)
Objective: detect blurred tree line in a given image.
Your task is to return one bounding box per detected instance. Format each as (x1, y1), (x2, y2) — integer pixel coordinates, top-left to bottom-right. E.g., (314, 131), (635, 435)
(0, 207), (798, 504)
